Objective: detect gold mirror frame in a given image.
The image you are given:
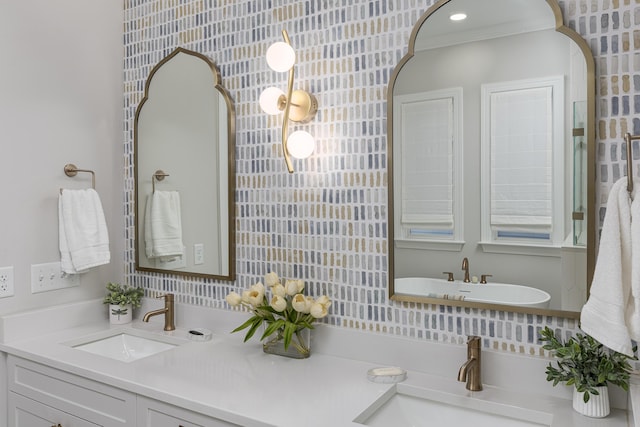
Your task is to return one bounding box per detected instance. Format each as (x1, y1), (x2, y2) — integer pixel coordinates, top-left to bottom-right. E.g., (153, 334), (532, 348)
(387, 0), (595, 318)
(134, 47), (236, 281)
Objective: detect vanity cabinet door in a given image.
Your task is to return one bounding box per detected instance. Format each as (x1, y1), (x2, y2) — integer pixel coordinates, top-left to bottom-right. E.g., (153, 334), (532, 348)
(7, 356), (136, 426)
(9, 391), (99, 427)
(137, 396), (241, 427)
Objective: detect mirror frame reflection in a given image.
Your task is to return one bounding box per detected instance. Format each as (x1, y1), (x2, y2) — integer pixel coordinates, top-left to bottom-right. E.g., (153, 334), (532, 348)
(134, 47), (236, 281)
(387, 0), (595, 318)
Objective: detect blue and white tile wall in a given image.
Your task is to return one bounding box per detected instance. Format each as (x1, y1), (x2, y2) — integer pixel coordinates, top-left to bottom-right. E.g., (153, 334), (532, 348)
(123, 0), (640, 356)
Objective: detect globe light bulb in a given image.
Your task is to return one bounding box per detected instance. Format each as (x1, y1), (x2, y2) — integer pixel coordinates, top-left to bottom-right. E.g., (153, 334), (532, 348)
(287, 131), (315, 159)
(266, 42), (295, 72)
(259, 87), (285, 115)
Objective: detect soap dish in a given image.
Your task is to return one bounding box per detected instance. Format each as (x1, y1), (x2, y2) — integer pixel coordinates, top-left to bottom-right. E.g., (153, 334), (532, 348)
(367, 367), (407, 384)
(188, 328), (212, 342)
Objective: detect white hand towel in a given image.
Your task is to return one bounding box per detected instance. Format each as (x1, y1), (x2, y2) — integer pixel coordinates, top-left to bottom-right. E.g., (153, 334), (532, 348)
(627, 181), (640, 341)
(58, 189), (110, 274)
(580, 177), (634, 356)
(144, 191), (184, 259)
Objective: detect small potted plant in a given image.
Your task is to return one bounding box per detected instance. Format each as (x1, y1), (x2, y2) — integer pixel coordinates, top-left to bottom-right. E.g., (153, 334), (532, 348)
(539, 326), (636, 418)
(103, 282), (145, 325)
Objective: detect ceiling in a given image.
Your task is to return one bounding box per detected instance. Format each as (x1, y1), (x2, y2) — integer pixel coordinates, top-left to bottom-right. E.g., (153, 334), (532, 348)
(415, 0), (556, 51)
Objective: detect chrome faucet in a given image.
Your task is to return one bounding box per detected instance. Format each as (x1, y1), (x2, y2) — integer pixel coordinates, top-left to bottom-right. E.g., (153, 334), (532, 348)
(458, 335), (482, 391)
(142, 293), (175, 331)
(461, 257), (471, 283)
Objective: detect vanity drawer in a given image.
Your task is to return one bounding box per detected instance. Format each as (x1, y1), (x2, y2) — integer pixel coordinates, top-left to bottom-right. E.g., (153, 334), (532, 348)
(7, 355), (135, 426)
(137, 396), (241, 427)
(9, 391), (99, 426)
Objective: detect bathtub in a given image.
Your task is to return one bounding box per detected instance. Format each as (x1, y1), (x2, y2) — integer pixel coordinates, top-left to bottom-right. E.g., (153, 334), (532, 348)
(394, 277), (551, 309)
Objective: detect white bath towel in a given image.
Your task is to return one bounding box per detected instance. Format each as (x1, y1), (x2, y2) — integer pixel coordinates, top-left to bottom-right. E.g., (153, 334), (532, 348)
(58, 189), (110, 274)
(580, 177), (634, 356)
(144, 191), (184, 260)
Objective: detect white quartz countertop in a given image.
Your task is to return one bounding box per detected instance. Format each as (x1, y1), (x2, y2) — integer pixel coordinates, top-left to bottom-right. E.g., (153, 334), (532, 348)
(0, 299), (633, 427)
(1, 320), (389, 426)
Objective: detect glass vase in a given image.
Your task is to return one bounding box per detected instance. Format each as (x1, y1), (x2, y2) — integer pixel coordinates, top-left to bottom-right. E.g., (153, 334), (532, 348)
(263, 327), (311, 359)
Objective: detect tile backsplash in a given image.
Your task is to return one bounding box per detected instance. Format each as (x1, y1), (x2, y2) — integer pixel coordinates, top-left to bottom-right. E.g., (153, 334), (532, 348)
(123, 0), (640, 357)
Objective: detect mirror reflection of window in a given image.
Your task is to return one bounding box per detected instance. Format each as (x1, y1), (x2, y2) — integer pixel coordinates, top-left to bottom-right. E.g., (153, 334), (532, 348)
(481, 77), (564, 247)
(394, 88), (463, 244)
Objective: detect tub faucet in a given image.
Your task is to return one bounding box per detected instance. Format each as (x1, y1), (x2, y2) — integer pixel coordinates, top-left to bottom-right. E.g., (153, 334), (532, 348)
(461, 257), (470, 283)
(458, 335), (482, 391)
(142, 293), (175, 331)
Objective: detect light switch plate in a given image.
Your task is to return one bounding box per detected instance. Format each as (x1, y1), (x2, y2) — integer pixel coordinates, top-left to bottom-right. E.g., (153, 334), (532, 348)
(31, 262), (80, 293)
(194, 243), (204, 265)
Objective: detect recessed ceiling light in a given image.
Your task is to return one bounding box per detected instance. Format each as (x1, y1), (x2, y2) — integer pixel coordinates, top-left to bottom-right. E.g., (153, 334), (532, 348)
(449, 13), (467, 21)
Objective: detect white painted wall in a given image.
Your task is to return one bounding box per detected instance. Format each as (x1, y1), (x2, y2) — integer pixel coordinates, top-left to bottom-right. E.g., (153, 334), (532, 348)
(0, 0), (123, 316)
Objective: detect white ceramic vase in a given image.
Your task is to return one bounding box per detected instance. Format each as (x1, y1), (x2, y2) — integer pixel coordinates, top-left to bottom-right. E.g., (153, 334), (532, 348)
(109, 303), (132, 324)
(572, 386), (610, 418)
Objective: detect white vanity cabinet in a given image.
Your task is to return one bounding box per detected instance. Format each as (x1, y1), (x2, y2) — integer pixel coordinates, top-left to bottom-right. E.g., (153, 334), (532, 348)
(9, 392), (99, 426)
(7, 356), (136, 426)
(136, 396), (241, 427)
(6, 355), (244, 427)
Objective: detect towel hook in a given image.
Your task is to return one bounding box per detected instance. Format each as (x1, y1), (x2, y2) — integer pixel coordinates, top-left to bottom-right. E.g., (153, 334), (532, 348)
(152, 169), (169, 193)
(624, 133), (640, 195)
(61, 164), (95, 193)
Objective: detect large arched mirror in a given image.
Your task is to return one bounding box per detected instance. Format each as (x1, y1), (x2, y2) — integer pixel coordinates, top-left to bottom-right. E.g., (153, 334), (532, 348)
(135, 48), (235, 280)
(388, 0), (595, 317)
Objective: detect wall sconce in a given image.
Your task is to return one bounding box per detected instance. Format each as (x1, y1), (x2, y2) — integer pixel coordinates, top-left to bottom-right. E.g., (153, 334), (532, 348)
(259, 30), (318, 173)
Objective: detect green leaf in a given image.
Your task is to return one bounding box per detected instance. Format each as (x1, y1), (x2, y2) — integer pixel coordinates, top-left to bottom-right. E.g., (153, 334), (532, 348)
(243, 317), (263, 342)
(231, 316), (258, 333)
(283, 321), (296, 350)
(261, 319), (285, 340)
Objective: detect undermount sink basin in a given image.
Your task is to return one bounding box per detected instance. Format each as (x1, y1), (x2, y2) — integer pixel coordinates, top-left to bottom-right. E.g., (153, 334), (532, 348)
(65, 328), (186, 362)
(354, 384), (553, 427)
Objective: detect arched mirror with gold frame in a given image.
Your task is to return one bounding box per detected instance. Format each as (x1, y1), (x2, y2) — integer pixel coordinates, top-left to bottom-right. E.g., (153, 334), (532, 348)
(134, 47), (236, 280)
(388, 0), (595, 317)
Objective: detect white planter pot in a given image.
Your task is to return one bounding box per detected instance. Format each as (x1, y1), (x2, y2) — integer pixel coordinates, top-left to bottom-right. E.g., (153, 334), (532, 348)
(109, 304), (132, 325)
(572, 385), (610, 418)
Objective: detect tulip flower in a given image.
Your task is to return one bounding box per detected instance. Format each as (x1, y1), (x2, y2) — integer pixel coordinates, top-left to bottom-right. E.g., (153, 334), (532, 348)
(270, 295), (287, 312)
(225, 291), (242, 307)
(292, 294), (312, 313)
(272, 283), (286, 298)
(245, 282), (264, 306)
(310, 302), (328, 318)
(284, 279), (304, 296)
(315, 295), (331, 309)
(265, 272), (280, 287)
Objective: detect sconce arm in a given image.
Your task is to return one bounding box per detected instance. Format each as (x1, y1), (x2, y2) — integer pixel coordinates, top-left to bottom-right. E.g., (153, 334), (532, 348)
(281, 31), (295, 173)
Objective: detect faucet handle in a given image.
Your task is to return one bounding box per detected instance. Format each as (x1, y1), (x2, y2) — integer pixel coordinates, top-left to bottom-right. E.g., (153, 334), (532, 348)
(443, 272), (455, 281)
(155, 293), (174, 300)
(480, 274), (492, 284)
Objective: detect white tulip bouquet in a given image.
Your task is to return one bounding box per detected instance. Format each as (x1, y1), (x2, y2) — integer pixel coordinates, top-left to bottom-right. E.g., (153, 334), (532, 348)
(226, 272), (331, 355)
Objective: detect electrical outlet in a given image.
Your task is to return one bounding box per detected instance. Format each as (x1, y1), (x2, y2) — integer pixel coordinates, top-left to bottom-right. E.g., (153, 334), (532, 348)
(0, 266), (15, 298)
(194, 243), (204, 265)
(31, 262), (80, 294)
